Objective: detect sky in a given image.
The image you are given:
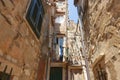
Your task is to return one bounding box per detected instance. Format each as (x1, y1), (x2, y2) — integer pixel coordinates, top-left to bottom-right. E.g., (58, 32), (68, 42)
(68, 0), (78, 23)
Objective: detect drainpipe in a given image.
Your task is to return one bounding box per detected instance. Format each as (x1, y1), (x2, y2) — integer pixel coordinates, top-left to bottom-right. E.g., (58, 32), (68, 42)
(78, 15), (90, 80)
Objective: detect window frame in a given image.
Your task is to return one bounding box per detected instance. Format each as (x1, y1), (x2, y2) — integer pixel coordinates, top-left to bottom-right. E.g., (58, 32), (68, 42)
(26, 0), (44, 38)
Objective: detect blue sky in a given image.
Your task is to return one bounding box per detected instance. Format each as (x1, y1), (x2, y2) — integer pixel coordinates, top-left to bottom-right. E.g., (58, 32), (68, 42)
(68, 0), (78, 23)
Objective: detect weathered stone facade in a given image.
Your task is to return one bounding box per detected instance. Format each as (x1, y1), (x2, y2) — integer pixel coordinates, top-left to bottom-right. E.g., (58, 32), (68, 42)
(0, 0), (52, 80)
(1, 0), (120, 80)
(83, 0), (120, 80)
(74, 0), (120, 80)
(67, 20), (82, 65)
(67, 20), (85, 80)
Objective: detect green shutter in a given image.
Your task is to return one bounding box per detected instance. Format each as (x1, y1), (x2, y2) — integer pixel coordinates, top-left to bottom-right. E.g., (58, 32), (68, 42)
(50, 67), (62, 80)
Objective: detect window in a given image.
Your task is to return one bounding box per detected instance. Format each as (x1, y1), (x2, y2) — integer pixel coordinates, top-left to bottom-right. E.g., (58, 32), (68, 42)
(0, 65), (13, 80)
(56, 37), (64, 61)
(94, 64), (107, 80)
(26, 0), (44, 38)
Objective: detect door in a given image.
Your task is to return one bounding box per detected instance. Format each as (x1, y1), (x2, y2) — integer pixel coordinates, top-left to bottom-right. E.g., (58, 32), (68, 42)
(50, 67), (63, 80)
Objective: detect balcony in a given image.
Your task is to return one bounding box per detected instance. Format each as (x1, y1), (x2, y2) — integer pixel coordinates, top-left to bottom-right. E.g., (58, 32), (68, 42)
(55, 1), (66, 14)
(54, 15), (66, 34)
(54, 25), (66, 34)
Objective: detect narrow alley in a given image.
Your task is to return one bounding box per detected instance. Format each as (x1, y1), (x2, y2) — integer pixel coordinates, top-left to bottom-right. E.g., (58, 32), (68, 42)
(0, 0), (120, 80)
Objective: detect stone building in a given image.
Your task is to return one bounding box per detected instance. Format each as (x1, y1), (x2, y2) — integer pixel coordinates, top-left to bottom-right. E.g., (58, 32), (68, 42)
(0, 0), (69, 80)
(1, 0), (120, 80)
(74, 0), (120, 80)
(67, 20), (87, 80)
(0, 0), (53, 80)
(48, 0), (68, 80)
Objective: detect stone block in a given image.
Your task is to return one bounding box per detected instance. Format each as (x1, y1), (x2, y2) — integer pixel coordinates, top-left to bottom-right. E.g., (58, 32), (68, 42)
(3, 0), (14, 11)
(0, 49), (3, 56)
(24, 69), (31, 76)
(13, 76), (19, 80)
(6, 55), (12, 61)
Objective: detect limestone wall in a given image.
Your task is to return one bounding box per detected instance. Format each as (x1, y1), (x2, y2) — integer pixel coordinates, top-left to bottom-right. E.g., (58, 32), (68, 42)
(0, 0), (50, 80)
(84, 0), (120, 80)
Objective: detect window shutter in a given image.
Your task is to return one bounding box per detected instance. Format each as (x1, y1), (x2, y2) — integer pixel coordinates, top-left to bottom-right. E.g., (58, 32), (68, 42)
(26, 0), (44, 38)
